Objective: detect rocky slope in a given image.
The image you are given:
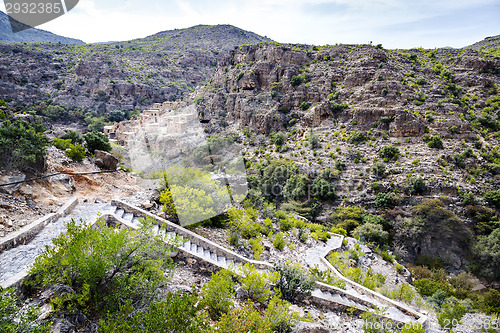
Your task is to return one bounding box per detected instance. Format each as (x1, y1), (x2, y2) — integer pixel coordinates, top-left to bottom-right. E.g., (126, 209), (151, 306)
(0, 10), (84, 44)
(0, 24), (271, 114)
(193, 42), (500, 270)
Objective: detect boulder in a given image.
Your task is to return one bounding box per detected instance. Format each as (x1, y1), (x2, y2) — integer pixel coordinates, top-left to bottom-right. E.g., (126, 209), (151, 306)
(0, 174), (26, 195)
(94, 150), (118, 170)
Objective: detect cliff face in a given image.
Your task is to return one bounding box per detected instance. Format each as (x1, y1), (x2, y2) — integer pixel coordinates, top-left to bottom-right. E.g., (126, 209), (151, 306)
(196, 42), (499, 138)
(193, 42), (500, 270)
(0, 25), (271, 113)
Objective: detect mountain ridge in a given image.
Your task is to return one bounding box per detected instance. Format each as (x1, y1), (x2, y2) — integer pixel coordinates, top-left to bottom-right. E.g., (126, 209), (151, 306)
(0, 10), (84, 44)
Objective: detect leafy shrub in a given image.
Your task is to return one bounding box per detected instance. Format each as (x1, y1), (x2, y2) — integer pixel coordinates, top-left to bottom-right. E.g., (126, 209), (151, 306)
(0, 119), (48, 171)
(247, 238), (264, 260)
(471, 228), (500, 279)
(375, 192), (394, 209)
(299, 101), (312, 110)
(271, 131), (286, 146)
(378, 144), (399, 161)
(353, 223), (388, 245)
(264, 293), (299, 333)
(62, 130), (84, 144)
(484, 190), (500, 208)
(273, 232), (287, 250)
(290, 74), (308, 87)
(66, 143), (86, 162)
(99, 291), (209, 333)
(350, 131), (367, 144)
(473, 288), (500, 315)
(437, 300), (467, 330)
(83, 131), (111, 154)
(413, 278), (452, 297)
(310, 178), (336, 200)
(274, 262), (316, 302)
(309, 133), (319, 149)
(239, 263), (280, 304)
(27, 218), (176, 315)
(201, 269), (235, 320)
(425, 134), (444, 149)
(53, 138), (72, 150)
(0, 287), (51, 332)
(215, 303), (272, 333)
(371, 161), (386, 178)
(408, 177), (427, 195)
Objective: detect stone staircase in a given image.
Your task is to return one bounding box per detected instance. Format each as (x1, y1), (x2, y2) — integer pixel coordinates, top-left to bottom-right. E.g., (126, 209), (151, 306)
(107, 199), (427, 326)
(0, 197), (427, 327)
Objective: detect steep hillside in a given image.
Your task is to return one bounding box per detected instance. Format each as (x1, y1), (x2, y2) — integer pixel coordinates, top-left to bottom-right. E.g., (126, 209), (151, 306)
(193, 42), (500, 271)
(0, 10), (84, 44)
(0, 24), (271, 120)
(465, 34), (500, 57)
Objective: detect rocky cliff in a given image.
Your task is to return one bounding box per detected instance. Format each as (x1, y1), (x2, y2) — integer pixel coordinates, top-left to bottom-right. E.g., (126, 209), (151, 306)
(0, 24), (271, 114)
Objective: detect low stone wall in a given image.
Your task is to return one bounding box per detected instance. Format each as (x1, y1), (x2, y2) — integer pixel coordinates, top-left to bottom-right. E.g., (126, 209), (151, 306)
(0, 197), (78, 254)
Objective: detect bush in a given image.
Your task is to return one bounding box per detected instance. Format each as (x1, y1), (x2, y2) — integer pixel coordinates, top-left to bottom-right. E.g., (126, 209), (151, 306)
(378, 144), (399, 161)
(375, 192), (394, 209)
(239, 263), (280, 304)
(66, 143), (86, 162)
(290, 74), (308, 87)
(299, 101), (312, 110)
(83, 131), (111, 154)
(484, 190), (500, 208)
(309, 133), (319, 149)
(264, 293), (299, 333)
(371, 161), (386, 178)
(61, 130), (84, 144)
(473, 288), (500, 315)
(471, 228), (500, 279)
(425, 134), (444, 149)
(99, 291), (209, 333)
(271, 131), (286, 146)
(310, 178), (336, 200)
(247, 238), (264, 260)
(413, 278), (452, 297)
(274, 262), (316, 302)
(0, 119), (48, 171)
(352, 223), (388, 245)
(437, 300), (467, 330)
(273, 232), (287, 250)
(407, 177), (427, 195)
(350, 131), (367, 144)
(27, 218), (177, 315)
(215, 303), (272, 333)
(53, 138), (72, 150)
(201, 269), (235, 320)
(0, 287), (52, 332)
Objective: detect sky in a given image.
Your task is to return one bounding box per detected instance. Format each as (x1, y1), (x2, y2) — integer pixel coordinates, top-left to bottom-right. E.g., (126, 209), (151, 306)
(1, 0), (499, 48)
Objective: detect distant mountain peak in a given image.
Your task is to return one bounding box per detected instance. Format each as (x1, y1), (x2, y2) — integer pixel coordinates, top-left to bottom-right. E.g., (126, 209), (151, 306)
(0, 10), (84, 44)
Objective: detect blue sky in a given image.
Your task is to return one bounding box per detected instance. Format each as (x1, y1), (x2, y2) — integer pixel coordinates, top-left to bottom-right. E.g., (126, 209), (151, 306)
(2, 0), (499, 48)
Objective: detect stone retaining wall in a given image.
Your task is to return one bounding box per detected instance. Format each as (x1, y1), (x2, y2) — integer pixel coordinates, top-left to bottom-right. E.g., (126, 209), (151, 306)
(321, 237), (428, 327)
(0, 197), (78, 254)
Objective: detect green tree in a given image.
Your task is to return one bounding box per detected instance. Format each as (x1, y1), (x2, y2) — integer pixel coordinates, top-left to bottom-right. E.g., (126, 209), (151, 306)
(28, 218), (177, 315)
(83, 131), (112, 154)
(472, 228), (500, 279)
(0, 119), (48, 171)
